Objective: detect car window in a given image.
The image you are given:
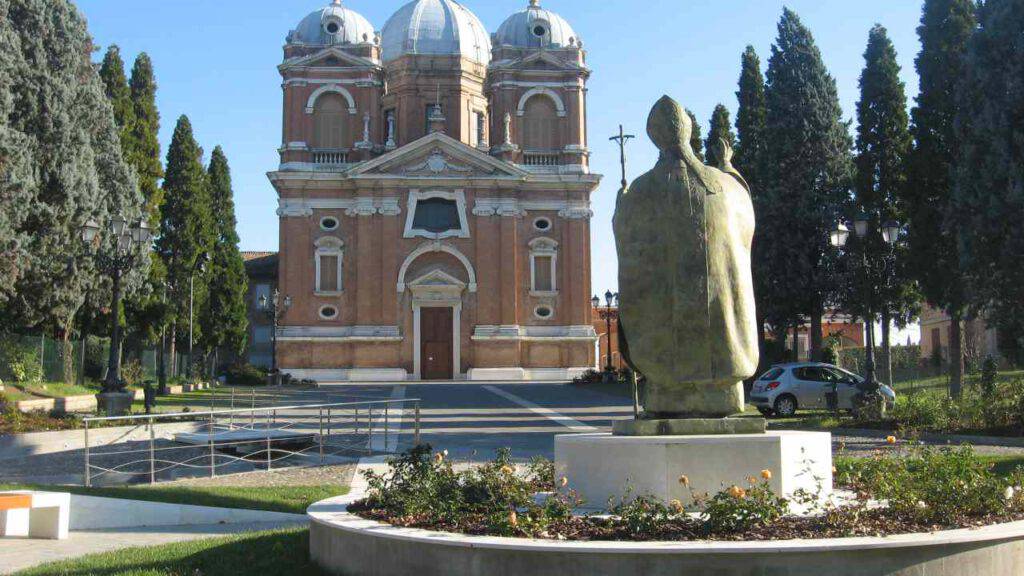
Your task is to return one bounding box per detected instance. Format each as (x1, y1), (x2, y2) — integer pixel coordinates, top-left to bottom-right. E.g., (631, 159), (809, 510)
(758, 368), (784, 381)
(795, 367), (821, 381)
(828, 368), (859, 384)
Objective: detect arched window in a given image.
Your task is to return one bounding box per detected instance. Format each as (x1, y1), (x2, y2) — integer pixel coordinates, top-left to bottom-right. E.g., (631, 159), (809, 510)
(521, 95), (559, 151)
(312, 94), (350, 150)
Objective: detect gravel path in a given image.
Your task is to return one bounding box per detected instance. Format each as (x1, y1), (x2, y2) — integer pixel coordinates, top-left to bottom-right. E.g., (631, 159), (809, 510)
(159, 463), (357, 488)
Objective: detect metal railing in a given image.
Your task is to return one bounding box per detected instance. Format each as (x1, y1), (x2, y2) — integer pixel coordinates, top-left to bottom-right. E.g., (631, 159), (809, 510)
(82, 397), (420, 486)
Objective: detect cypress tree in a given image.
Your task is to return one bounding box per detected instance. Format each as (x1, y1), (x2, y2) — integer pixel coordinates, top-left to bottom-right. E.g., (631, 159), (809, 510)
(202, 146), (249, 358)
(157, 116), (214, 357)
(705, 104), (736, 168)
(98, 45), (134, 149)
(903, 0), (976, 395)
(129, 53), (163, 227)
(850, 25), (918, 384)
(954, 0), (1024, 363)
(734, 46), (771, 361)
(686, 108), (704, 162)
(762, 8), (853, 360)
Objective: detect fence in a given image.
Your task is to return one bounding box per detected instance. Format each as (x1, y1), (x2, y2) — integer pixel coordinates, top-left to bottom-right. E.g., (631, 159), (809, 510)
(82, 397), (421, 486)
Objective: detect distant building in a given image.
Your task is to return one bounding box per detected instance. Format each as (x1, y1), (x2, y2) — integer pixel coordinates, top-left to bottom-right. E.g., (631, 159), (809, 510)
(784, 312), (865, 361)
(919, 304), (1000, 365)
(242, 252), (279, 369)
(269, 1), (600, 381)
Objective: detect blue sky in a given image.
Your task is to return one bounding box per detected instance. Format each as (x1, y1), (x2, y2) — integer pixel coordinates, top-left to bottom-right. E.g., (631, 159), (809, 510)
(77, 0), (925, 298)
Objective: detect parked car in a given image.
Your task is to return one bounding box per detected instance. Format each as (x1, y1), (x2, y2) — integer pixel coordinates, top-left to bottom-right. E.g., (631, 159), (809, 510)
(748, 362), (896, 418)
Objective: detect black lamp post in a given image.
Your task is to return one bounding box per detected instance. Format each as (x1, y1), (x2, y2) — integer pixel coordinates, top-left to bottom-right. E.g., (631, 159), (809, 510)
(830, 215), (901, 394)
(80, 215), (153, 415)
(259, 289), (292, 374)
(186, 253), (209, 379)
(592, 291), (619, 375)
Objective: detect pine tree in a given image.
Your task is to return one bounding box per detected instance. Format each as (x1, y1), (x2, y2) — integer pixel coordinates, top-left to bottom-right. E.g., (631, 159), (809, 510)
(954, 0), (1024, 363)
(705, 104), (736, 168)
(202, 146), (249, 357)
(762, 8), (853, 360)
(849, 25), (918, 384)
(157, 116), (214, 356)
(734, 46), (772, 361)
(686, 109), (704, 162)
(129, 53), (163, 228)
(903, 0), (976, 395)
(98, 45), (135, 150)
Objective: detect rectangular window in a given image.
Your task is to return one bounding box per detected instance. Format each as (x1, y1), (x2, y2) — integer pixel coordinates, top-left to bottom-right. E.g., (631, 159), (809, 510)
(318, 254), (339, 293)
(533, 256), (553, 292)
(254, 283), (271, 308)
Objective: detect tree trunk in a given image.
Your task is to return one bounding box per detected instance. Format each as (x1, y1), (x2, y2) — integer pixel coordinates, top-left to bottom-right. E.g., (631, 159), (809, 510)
(756, 311), (767, 370)
(810, 309), (823, 362)
(881, 309), (893, 385)
(60, 324), (74, 385)
(950, 310), (965, 399)
(169, 320), (177, 379)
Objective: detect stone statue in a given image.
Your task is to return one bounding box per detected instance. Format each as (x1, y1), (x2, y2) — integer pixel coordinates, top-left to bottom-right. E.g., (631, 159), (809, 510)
(614, 96), (759, 421)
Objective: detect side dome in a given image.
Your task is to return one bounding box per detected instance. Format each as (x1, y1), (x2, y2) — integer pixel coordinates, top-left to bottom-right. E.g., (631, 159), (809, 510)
(495, 0), (579, 49)
(381, 0), (491, 64)
(288, 0), (377, 46)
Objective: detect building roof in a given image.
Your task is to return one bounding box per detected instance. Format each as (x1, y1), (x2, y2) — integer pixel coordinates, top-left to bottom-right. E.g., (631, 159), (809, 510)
(494, 0), (579, 50)
(288, 0), (377, 47)
(381, 0), (491, 64)
(243, 252), (278, 278)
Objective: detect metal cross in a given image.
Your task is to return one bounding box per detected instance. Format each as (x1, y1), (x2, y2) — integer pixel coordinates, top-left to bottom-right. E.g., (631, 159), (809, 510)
(609, 124), (636, 190)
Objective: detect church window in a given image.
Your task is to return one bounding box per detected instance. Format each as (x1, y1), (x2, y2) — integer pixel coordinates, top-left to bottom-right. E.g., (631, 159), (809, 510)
(319, 306), (339, 320)
(320, 217), (339, 231)
(534, 306), (554, 320)
(325, 21), (341, 35)
(413, 198), (460, 233)
(405, 190), (470, 239)
(472, 111), (487, 147)
(522, 95), (558, 151)
(533, 217), (552, 232)
(312, 93), (350, 150)
(315, 236), (344, 294)
(529, 237), (558, 294)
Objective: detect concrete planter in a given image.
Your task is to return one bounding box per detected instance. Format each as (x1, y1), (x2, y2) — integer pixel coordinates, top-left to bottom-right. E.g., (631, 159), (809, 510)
(308, 495), (1024, 576)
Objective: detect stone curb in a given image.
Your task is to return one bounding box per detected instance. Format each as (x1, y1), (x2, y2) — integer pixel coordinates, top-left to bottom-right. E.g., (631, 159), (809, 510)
(828, 427), (1024, 449)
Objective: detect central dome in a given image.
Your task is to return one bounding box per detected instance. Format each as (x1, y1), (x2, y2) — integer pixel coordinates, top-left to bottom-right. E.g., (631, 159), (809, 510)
(381, 0), (491, 64)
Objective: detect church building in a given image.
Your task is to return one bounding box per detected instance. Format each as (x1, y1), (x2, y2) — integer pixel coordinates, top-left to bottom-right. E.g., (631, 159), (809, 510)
(270, 0), (601, 381)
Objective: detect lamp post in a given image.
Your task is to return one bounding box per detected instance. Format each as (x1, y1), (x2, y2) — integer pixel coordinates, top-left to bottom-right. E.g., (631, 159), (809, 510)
(592, 291), (619, 377)
(259, 289), (292, 376)
(830, 215), (901, 395)
(186, 253), (209, 380)
(79, 215), (153, 415)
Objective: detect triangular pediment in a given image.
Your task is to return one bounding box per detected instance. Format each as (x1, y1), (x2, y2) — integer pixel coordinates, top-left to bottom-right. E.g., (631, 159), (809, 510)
(347, 132), (529, 179)
(408, 269), (466, 289)
(516, 51), (579, 71)
(279, 46), (380, 72)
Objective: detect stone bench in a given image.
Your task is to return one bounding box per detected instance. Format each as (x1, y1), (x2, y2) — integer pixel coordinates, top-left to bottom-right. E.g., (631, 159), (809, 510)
(0, 491), (70, 540)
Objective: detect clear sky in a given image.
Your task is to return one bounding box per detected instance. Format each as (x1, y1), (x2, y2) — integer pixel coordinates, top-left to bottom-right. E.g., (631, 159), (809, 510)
(76, 0), (925, 300)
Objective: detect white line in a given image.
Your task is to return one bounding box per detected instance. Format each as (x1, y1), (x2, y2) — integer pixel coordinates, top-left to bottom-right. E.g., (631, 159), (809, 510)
(482, 385), (599, 432)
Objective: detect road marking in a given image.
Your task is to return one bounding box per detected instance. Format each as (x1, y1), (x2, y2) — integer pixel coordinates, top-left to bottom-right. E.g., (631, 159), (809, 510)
(482, 385), (599, 432)
(351, 385), (406, 496)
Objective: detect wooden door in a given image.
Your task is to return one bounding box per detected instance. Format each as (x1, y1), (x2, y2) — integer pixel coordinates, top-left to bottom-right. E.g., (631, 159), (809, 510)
(421, 307), (454, 380)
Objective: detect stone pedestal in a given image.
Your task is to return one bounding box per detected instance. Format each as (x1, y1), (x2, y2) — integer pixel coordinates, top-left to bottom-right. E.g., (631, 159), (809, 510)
(555, 431), (832, 511)
(95, 391), (134, 417)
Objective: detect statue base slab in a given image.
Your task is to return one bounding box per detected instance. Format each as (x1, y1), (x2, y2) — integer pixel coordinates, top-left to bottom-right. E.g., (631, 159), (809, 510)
(613, 417), (766, 436)
(555, 431), (833, 511)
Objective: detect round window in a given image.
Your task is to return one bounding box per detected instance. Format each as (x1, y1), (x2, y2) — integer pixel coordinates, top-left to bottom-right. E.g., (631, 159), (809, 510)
(319, 306), (339, 320)
(532, 25), (548, 38)
(533, 217), (552, 232)
(320, 217), (339, 231)
(325, 21), (341, 35)
(534, 306), (553, 320)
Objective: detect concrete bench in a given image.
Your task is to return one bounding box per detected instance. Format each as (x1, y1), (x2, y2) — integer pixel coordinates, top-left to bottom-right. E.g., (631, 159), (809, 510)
(0, 491), (70, 540)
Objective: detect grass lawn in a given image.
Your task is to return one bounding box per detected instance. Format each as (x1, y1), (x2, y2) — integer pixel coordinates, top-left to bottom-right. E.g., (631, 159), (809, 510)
(836, 454), (1024, 478)
(0, 387), (38, 402)
(14, 526), (326, 576)
(893, 369), (1024, 394)
(0, 484), (348, 515)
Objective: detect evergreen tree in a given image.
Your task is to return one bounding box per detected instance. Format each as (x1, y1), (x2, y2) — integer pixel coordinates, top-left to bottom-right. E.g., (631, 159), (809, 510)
(903, 0), (976, 395)
(954, 0), (1024, 363)
(0, 0), (144, 336)
(202, 146), (249, 357)
(686, 108), (704, 162)
(734, 46), (772, 360)
(762, 8), (853, 360)
(705, 104), (737, 168)
(848, 25), (918, 383)
(98, 45), (134, 150)
(157, 116), (214, 355)
(128, 53), (163, 227)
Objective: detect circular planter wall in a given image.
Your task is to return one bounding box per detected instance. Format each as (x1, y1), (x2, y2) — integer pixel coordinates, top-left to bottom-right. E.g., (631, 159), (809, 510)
(308, 496), (1024, 576)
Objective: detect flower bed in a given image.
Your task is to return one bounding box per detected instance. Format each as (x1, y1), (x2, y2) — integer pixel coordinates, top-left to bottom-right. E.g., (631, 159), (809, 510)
(350, 444), (1024, 542)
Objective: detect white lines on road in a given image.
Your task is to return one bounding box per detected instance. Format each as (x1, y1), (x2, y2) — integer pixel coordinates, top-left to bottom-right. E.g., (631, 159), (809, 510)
(482, 385), (599, 433)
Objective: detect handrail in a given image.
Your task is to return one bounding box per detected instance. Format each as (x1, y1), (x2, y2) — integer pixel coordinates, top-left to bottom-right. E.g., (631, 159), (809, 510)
(83, 397), (419, 423)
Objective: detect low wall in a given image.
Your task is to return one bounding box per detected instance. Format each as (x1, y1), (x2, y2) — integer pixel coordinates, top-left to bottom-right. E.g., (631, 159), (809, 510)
(308, 496), (1024, 576)
(0, 421), (205, 460)
(12, 382), (210, 414)
(70, 494), (304, 529)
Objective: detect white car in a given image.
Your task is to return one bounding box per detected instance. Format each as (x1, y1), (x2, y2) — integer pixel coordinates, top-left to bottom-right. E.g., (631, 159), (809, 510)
(748, 362), (897, 417)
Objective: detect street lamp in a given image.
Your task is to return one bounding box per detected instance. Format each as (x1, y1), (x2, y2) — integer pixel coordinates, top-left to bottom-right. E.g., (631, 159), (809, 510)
(593, 291), (619, 376)
(79, 214), (153, 415)
(259, 289), (292, 375)
(186, 253), (209, 379)
(830, 215), (901, 401)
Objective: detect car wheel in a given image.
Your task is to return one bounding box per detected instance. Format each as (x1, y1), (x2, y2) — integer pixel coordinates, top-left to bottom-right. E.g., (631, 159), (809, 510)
(757, 407), (774, 417)
(773, 395), (798, 418)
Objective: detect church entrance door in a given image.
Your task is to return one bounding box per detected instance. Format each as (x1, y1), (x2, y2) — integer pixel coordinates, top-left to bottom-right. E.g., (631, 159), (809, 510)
(420, 307), (454, 380)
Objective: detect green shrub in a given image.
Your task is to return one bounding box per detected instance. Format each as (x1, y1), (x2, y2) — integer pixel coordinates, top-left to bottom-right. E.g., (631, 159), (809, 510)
(0, 338), (43, 384)
(526, 455), (555, 492)
(891, 391), (948, 430)
(224, 363), (268, 387)
(981, 356), (1000, 396)
(701, 480), (788, 534)
(609, 493), (678, 538)
(121, 359), (145, 388)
